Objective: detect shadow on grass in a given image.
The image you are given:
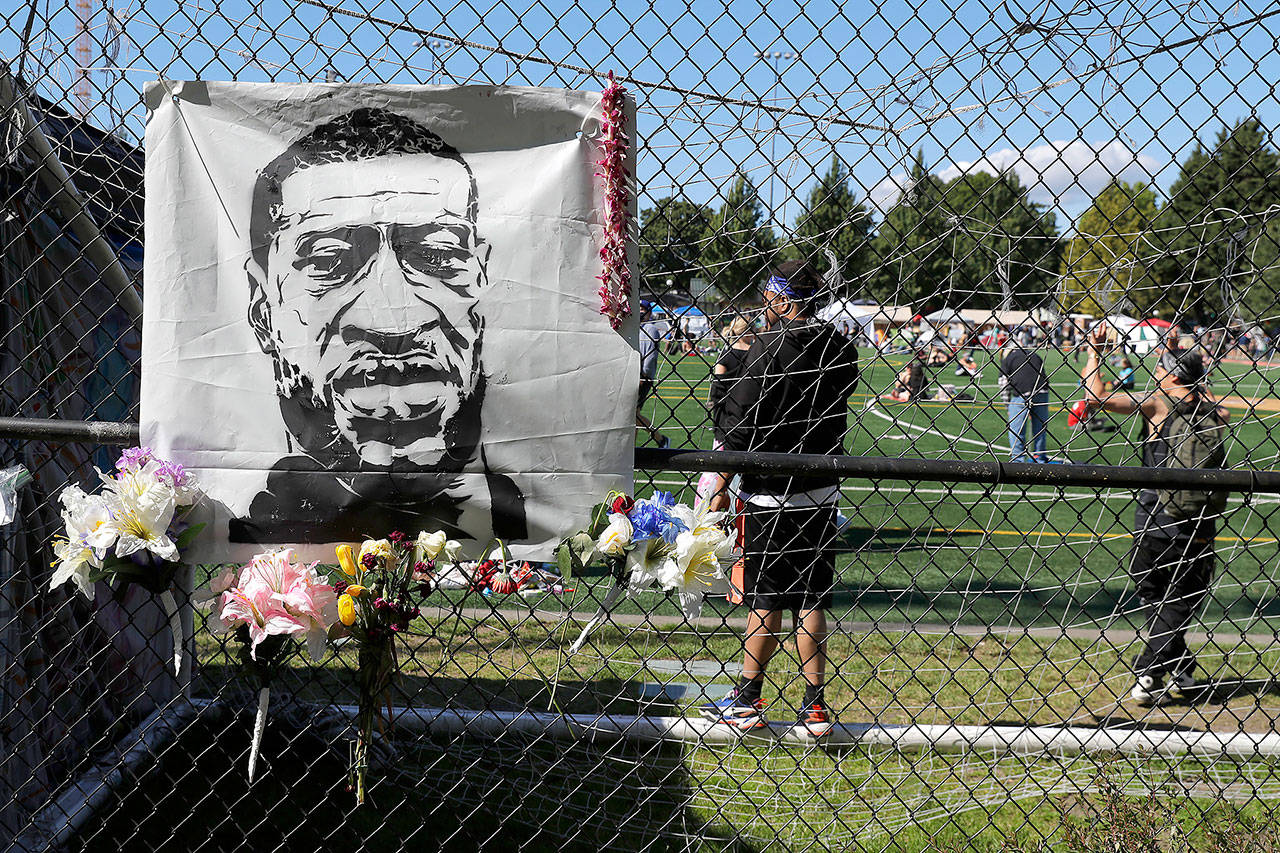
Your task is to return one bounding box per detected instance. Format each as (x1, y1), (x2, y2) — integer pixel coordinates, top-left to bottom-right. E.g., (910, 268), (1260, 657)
(195, 665), (661, 719)
(1196, 676), (1280, 704)
(76, 697), (764, 853)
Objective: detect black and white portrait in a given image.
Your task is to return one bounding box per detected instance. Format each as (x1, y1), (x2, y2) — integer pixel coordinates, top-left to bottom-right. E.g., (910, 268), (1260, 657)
(143, 83), (636, 561)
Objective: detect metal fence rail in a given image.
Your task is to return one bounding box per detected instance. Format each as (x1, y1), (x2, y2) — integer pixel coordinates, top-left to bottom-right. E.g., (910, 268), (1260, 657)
(4, 1), (1280, 851)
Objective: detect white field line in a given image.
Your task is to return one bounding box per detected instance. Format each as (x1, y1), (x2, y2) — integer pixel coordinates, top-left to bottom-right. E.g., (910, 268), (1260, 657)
(861, 399), (1001, 449)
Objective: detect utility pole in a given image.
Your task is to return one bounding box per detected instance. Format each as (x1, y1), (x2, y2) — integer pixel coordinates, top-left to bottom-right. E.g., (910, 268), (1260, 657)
(751, 49), (800, 231)
(74, 0), (94, 117)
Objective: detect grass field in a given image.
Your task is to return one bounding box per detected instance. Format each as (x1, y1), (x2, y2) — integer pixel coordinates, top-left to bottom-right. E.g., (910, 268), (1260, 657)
(135, 345), (1280, 851)
(625, 346), (1280, 632)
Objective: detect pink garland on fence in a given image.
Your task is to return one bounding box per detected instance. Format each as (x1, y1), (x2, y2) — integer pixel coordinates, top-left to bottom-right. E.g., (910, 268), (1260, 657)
(595, 71), (632, 330)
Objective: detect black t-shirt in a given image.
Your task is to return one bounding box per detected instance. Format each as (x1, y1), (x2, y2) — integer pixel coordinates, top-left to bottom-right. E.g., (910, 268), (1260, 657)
(1000, 347), (1048, 397)
(709, 346), (749, 443)
(721, 317), (860, 495)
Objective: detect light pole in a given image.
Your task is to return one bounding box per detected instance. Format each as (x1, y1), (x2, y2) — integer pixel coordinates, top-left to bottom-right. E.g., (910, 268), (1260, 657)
(417, 39), (446, 83)
(752, 49), (800, 229)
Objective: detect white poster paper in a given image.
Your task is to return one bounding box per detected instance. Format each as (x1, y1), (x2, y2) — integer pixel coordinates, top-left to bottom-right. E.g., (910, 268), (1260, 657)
(142, 82), (636, 562)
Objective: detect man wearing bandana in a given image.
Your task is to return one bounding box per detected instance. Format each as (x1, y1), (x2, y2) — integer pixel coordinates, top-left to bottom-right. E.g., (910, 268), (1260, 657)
(701, 259), (860, 736)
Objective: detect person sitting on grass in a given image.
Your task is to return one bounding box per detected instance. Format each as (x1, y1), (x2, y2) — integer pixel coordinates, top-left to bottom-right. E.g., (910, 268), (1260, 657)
(1081, 325), (1229, 706)
(953, 351), (980, 379)
(886, 359), (926, 402)
(1116, 357), (1137, 391)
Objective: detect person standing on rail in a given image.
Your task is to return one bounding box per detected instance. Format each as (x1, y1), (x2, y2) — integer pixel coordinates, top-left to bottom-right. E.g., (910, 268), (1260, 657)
(1081, 324), (1230, 706)
(701, 259), (860, 736)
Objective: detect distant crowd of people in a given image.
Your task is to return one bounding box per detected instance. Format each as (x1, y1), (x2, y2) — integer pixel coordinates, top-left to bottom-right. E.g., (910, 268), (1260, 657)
(635, 273), (1238, 722)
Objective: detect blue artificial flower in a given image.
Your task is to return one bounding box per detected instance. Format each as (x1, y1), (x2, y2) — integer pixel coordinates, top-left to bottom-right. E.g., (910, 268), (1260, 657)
(656, 515), (687, 545)
(628, 496), (687, 544)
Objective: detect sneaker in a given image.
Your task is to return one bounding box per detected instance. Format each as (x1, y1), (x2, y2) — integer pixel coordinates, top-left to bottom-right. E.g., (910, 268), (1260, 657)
(699, 689), (766, 731)
(656, 435), (671, 449)
(1130, 674), (1173, 706)
(795, 702), (833, 738)
(1170, 671), (1198, 694)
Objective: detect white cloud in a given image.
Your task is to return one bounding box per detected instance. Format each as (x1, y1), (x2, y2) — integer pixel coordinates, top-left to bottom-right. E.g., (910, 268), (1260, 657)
(867, 140), (1161, 215)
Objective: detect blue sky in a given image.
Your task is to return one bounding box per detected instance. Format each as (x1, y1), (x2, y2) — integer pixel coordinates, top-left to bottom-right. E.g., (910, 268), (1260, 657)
(4, 0), (1276, 230)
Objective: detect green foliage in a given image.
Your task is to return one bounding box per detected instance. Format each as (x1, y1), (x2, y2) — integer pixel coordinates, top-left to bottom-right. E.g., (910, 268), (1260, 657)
(1059, 180), (1160, 316)
(702, 173), (778, 302)
(867, 151), (953, 308)
(1151, 118), (1280, 321)
(939, 169), (1061, 310)
(175, 521), (207, 550)
(554, 501), (613, 581)
(788, 155), (873, 291)
(638, 197), (713, 291)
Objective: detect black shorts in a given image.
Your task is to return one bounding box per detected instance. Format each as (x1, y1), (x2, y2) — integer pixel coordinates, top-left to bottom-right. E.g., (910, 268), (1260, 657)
(637, 377), (655, 408)
(743, 503), (837, 611)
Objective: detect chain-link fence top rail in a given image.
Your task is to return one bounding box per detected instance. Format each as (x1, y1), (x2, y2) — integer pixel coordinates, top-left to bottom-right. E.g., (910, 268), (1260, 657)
(4, 1), (1280, 851)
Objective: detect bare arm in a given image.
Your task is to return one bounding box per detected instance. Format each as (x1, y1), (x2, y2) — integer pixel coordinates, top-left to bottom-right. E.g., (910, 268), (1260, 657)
(1082, 327), (1156, 418)
(707, 473), (733, 513)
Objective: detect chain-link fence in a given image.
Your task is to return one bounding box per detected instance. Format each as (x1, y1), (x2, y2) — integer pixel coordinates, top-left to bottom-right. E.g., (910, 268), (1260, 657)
(4, 1), (1280, 850)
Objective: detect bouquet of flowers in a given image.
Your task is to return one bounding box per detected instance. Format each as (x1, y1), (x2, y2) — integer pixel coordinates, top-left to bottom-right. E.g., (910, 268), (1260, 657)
(50, 446), (203, 676)
(201, 549), (337, 780)
(558, 491), (735, 652)
(333, 530), (460, 805)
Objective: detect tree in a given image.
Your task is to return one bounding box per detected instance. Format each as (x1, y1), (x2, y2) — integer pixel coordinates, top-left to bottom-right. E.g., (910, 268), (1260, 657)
(1151, 119), (1280, 322)
(701, 173), (777, 303)
(789, 155), (873, 292)
(1059, 180), (1160, 317)
(867, 151), (951, 309)
(940, 170), (1060, 310)
(638, 197), (713, 293)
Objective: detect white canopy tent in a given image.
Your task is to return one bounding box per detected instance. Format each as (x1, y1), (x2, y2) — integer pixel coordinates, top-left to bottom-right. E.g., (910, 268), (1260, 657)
(922, 308), (1039, 328)
(818, 302), (914, 343)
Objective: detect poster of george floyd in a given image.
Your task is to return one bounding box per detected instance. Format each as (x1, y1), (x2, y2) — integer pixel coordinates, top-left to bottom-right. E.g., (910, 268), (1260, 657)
(142, 82), (637, 562)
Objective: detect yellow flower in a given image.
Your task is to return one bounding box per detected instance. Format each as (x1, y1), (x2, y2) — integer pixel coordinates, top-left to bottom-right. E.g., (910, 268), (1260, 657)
(359, 539), (393, 566)
(345, 584), (367, 598)
(338, 594), (357, 626)
(336, 544), (358, 577)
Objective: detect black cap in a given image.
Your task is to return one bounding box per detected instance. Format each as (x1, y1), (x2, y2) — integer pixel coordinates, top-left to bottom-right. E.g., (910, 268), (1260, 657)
(1159, 349), (1207, 385)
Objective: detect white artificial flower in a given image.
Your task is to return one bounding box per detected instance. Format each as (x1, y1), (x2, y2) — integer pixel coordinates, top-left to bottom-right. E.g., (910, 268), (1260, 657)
(416, 530), (448, 560)
(106, 483), (179, 562)
(670, 499), (729, 538)
(596, 513), (634, 557)
(625, 536), (675, 589)
(441, 539), (463, 563)
(106, 462), (178, 510)
(60, 485), (118, 557)
(668, 525), (735, 591)
(50, 539), (99, 598)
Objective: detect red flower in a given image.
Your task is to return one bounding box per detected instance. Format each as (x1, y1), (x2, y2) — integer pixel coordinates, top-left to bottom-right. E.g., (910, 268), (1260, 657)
(611, 495), (635, 514)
